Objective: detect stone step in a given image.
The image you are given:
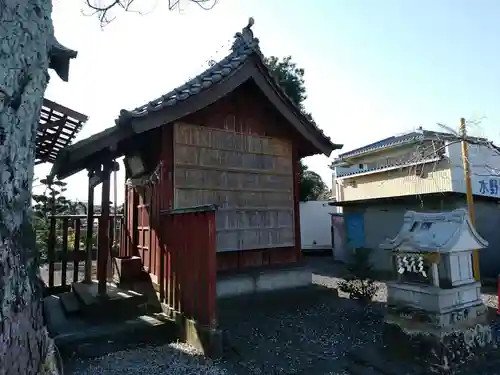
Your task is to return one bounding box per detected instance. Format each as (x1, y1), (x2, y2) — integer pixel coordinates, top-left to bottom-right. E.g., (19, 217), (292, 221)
(56, 313), (178, 360)
(72, 281), (148, 322)
(43, 295), (69, 336)
(59, 292), (81, 315)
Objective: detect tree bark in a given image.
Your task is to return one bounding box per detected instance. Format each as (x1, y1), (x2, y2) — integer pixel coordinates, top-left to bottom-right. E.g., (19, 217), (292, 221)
(0, 1), (55, 374)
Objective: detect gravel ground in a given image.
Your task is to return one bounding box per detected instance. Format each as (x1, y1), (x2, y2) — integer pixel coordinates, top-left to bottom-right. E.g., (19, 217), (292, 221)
(65, 343), (230, 375)
(62, 256), (500, 375)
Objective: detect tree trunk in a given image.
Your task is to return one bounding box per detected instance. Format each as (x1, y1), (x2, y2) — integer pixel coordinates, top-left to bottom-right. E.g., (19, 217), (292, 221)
(0, 1), (55, 374)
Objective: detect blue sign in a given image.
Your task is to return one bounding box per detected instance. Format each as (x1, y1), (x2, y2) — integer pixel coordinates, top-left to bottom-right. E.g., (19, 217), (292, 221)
(478, 178), (500, 195)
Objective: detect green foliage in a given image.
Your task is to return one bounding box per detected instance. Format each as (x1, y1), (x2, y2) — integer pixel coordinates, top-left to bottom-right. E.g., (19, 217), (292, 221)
(264, 56), (307, 108)
(338, 248), (379, 303)
(264, 55), (329, 201)
(32, 177), (91, 261)
(299, 161), (329, 201)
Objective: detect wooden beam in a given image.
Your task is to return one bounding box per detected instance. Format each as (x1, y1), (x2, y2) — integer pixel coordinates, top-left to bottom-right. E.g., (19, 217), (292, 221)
(97, 163), (112, 297)
(85, 170), (95, 284)
(43, 98), (88, 123)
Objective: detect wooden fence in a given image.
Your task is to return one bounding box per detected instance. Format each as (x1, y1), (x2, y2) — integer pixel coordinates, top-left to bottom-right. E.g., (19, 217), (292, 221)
(44, 214), (123, 294)
(158, 205), (217, 328)
(44, 207), (217, 329)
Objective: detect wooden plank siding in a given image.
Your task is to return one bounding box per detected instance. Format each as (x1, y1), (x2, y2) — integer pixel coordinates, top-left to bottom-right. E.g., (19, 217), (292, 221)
(181, 83), (303, 271)
(173, 122), (295, 252)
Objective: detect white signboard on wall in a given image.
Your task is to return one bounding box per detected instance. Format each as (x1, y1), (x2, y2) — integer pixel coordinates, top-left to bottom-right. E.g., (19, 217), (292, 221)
(449, 142), (500, 198)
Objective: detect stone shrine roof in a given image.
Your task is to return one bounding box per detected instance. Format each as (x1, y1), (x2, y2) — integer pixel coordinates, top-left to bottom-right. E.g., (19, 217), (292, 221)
(379, 209), (488, 253)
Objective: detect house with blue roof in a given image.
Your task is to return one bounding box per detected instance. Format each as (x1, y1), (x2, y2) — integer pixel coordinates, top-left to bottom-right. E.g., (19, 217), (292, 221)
(329, 127), (500, 278)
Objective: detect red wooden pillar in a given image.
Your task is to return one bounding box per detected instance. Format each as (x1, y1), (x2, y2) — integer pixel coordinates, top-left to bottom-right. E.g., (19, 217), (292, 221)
(293, 147), (302, 262)
(205, 210), (217, 328)
(98, 163), (112, 297)
(121, 171), (129, 258)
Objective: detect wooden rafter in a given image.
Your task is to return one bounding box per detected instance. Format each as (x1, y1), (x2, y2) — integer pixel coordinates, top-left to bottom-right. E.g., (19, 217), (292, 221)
(36, 98), (88, 165)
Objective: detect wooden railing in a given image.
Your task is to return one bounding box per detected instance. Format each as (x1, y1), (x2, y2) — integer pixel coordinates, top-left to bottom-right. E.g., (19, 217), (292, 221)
(44, 214), (123, 294)
(159, 205), (217, 328)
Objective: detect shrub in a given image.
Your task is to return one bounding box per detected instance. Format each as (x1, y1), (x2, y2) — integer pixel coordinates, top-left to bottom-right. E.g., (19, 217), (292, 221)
(338, 247), (379, 303)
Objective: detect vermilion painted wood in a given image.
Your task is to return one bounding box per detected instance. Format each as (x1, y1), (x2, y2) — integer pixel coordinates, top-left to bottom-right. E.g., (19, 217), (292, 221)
(205, 211), (218, 327)
(192, 213), (202, 323)
(159, 210), (217, 326)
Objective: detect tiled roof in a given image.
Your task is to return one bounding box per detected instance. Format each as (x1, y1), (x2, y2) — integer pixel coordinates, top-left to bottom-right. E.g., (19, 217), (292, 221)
(116, 18), (337, 149)
(117, 18), (259, 125)
(335, 156), (441, 178)
(334, 128), (490, 178)
(338, 131), (426, 159)
(336, 129), (482, 159)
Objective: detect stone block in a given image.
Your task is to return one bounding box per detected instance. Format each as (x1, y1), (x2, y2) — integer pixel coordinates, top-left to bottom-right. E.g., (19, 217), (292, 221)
(216, 266), (311, 298)
(383, 306), (497, 373)
(113, 256), (143, 286)
(386, 281), (482, 314)
(179, 317), (223, 358)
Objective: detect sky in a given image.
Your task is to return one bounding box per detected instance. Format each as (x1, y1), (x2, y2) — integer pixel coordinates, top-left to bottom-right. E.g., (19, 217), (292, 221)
(35, 0), (500, 204)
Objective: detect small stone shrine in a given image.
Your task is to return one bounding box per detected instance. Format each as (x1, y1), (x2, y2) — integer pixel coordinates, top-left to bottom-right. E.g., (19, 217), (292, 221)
(379, 208), (494, 373)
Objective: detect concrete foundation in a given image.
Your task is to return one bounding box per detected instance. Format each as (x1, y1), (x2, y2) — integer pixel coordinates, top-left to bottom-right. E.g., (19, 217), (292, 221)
(216, 265), (311, 298)
(180, 318), (223, 358)
(384, 302), (497, 373)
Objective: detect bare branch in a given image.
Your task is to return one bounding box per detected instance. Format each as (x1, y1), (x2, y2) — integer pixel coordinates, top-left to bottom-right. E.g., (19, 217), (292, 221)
(168, 0), (218, 11)
(347, 118), (500, 209)
(83, 0), (218, 27)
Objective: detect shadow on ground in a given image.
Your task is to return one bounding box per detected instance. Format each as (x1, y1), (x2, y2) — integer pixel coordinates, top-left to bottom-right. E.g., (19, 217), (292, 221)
(62, 254), (500, 375)
(215, 255), (386, 375)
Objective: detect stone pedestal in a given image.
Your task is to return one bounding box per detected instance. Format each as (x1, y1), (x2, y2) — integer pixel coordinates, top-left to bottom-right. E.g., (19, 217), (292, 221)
(384, 302), (496, 373)
(113, 256), (143, 287)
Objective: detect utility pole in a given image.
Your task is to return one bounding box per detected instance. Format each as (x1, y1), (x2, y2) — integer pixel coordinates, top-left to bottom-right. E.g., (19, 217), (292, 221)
(460, 117), (480, 281)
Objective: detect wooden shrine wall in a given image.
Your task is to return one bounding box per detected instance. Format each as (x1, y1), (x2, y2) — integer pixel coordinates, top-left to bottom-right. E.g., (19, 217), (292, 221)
(173, 122), (295, 252)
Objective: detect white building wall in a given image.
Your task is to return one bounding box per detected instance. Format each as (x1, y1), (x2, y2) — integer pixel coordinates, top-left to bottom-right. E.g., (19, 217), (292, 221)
(333, 141), (500, 202)
(449, 142), (500, 198)
(299, 201), (337, 251)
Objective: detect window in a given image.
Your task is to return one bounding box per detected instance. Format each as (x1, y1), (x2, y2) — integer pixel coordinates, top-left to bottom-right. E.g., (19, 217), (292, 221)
(409, 222), (419, 232)
(358, 163), (366, 169)
(421, 222), (433, 230)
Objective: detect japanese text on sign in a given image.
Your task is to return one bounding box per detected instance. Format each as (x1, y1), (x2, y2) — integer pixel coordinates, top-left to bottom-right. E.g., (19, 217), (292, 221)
(478, 179), (499, 195)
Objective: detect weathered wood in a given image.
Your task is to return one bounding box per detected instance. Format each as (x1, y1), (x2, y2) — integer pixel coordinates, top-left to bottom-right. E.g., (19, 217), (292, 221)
(73, 218), (81, 283)
(175, 189), (293, 208)
(85, 171), (95, 283)
(173, 123), (295, 251)
(98, 165), (112, 297)
(174, 122), (292, 156)
(48, 216), (57, 288)
(61, 218), (69, 287)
